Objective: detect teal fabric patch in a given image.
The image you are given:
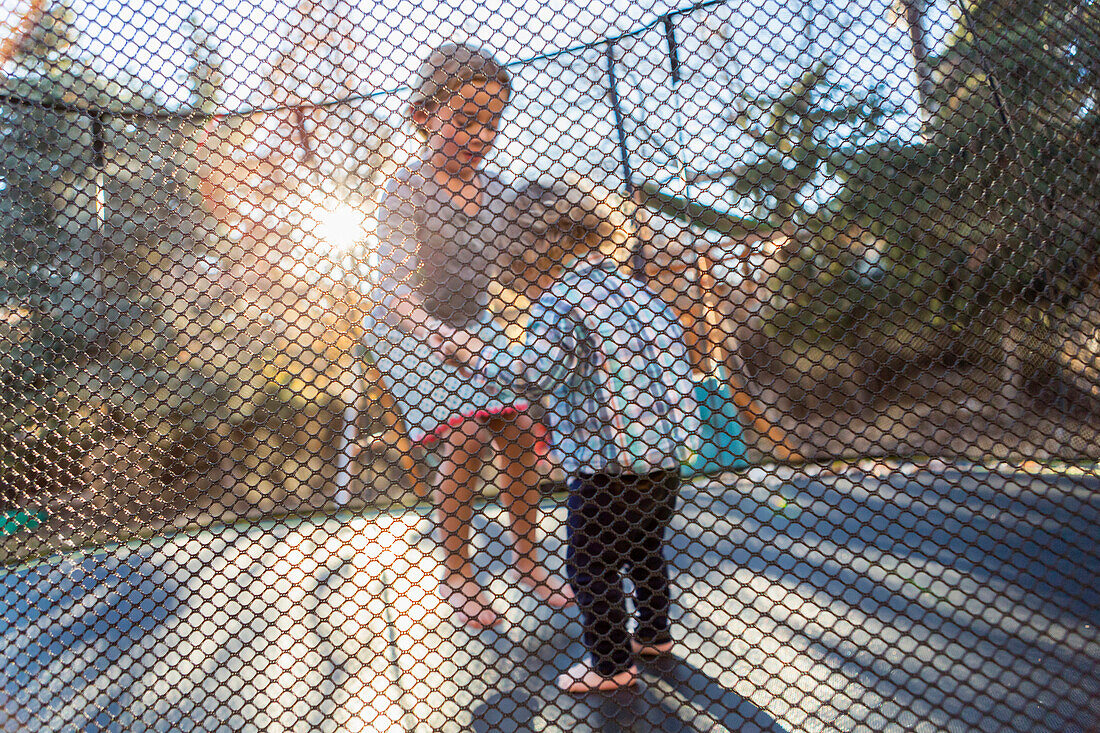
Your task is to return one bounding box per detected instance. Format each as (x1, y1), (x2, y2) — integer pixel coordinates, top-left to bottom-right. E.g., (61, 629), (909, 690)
(0, 509), (48, 536)
(685, 375), (748, 475)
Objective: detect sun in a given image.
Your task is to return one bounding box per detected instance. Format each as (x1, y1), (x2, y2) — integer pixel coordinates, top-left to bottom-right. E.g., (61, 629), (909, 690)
(315, 204), (370, 253)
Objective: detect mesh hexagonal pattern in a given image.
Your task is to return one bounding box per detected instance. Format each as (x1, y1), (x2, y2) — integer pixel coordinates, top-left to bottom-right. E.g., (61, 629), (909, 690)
(0, 0), (1097, 730)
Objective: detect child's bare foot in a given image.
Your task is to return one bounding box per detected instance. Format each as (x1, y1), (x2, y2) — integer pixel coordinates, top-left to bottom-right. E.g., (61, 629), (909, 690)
(439, 574), (502, 630)
(557, 660), (638, 692)
(513, 559), (574, 608)
(631, 639), (674, 657)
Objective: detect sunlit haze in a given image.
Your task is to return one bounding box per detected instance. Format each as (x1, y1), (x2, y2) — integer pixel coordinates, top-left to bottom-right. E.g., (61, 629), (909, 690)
(316, 204), (370, 253)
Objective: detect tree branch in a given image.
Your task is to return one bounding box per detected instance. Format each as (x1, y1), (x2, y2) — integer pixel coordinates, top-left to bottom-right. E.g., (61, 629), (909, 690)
(635, 179), (771, 236)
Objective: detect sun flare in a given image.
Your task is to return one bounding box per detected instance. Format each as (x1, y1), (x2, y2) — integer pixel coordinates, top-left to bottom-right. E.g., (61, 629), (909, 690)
(315, 204), (370, 252)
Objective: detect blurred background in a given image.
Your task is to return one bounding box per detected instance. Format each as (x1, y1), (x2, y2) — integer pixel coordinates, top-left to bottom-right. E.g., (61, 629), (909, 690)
(0, 0), (1096, 542)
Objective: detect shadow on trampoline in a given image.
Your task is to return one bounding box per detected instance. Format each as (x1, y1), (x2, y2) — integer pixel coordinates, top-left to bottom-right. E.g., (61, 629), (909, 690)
(1, 464), (1096, 731)
(471, 653), (788, 733)
(681, 466), (1100, 628)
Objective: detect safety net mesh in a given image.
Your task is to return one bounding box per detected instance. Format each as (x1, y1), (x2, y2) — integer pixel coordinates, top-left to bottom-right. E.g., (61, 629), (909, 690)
(0, 0), (1097, 730)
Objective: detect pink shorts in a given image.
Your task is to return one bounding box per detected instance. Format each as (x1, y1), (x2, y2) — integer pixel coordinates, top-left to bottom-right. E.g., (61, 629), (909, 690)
(415, 401), (548, 454)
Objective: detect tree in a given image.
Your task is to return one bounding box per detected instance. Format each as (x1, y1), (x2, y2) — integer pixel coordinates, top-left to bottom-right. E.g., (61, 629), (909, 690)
(721, 62), (896, 230)
(0, 0), (216, 515)
(6, 0), (76, 81)
(805, 0), (1100, 424)
(960, 0), (1100, 125)
(0, 1), (104, 509)
(612, 6), (899, 237)
(0, 0), (44, 67)
(182, 13), (225, 115)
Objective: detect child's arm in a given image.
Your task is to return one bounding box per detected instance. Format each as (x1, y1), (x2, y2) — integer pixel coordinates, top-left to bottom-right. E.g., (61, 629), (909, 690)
(478, 295), (595, 399)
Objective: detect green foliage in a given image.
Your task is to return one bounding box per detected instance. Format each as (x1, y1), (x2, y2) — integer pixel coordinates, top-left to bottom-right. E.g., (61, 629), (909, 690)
(755, 0), (1100, 404)
(10, 0), (79, 79)
(0, 84), (97, 421)
(0, 0), (222, 506)
(962, 0), (1100, 124)
(726, 62), (896, 227)
(640, 63), (898, 237)
(829, 0), (1100, 312)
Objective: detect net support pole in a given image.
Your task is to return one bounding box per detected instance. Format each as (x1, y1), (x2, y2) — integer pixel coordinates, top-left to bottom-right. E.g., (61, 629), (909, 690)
(605, 41), (645, 277)
(92, 111), (107, 322)
(663, 14), (681, 84)
(605, 42), (633, 194)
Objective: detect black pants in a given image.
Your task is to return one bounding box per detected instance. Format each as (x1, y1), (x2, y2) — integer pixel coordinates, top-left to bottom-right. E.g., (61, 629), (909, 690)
(566, 468), (681, 676)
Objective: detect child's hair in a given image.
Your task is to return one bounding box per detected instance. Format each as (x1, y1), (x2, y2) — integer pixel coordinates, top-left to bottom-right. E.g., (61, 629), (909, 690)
(407, 42), (512, 131)
(497, 180), (621, 293)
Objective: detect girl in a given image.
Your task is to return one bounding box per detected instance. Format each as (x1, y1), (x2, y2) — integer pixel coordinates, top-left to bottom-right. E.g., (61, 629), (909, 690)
(365, 43), (573, 630)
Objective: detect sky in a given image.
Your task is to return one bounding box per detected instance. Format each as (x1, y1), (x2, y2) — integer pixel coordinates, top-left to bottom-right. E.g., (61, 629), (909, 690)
(54, 0), (963, 216)
(65, 0), (958, 110)
(71, 0), (688, 108)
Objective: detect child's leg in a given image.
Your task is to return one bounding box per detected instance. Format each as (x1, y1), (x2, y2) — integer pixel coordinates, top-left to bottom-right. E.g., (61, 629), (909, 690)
(435, 420), (500, 629)
(565, 472), (633, 677)
(493, 414), (573, 608)
(436, 420), (486, 578)
(492, 412), (545, 565)
(627, 469), (680, 648)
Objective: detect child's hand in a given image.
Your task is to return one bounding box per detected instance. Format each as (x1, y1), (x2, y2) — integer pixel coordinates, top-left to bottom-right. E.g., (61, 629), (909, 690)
(428, 328), (486, 375)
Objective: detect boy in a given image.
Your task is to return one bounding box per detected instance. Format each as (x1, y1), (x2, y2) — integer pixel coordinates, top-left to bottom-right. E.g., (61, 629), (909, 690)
(448, 242), (694, 692)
